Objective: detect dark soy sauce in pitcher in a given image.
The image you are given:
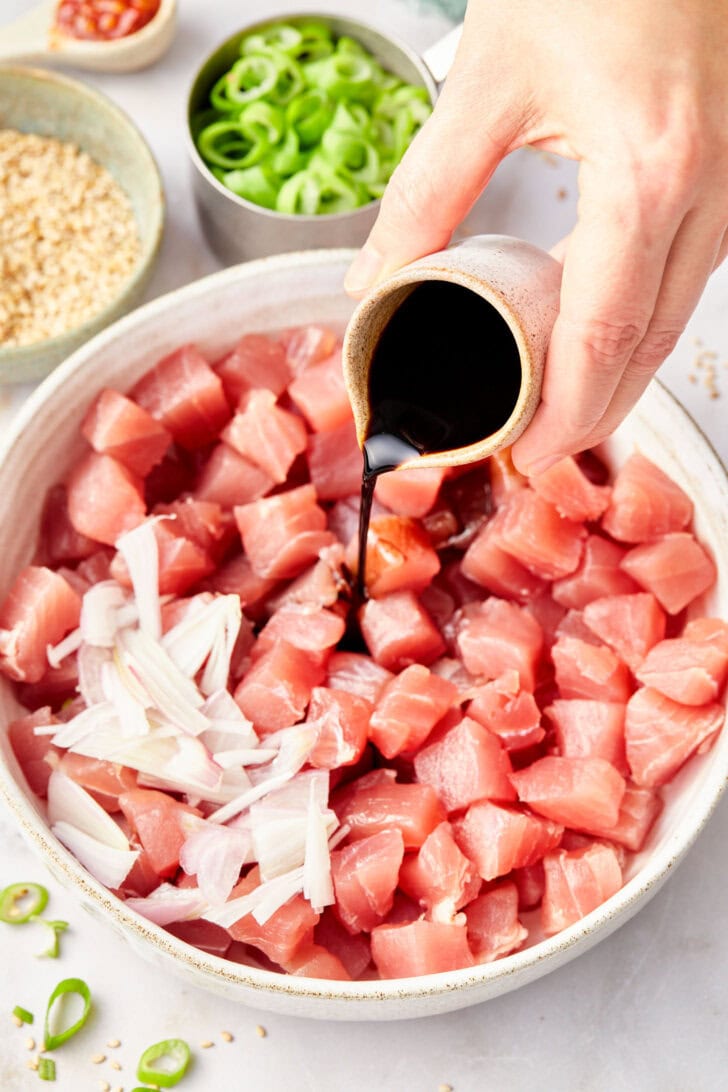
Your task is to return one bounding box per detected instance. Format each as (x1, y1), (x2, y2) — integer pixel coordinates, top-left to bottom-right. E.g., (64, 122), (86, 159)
(356, 280), (522, 597)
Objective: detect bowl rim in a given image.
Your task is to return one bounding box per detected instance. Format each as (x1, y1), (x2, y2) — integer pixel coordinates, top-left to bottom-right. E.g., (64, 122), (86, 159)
(184, 10), (437, 224)
(0, 63), (165, 365)
(0, 249), (726, 1009)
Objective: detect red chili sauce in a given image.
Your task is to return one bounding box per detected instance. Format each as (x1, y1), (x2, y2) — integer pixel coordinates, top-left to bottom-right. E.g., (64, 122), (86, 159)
(55, 0), (161, 41)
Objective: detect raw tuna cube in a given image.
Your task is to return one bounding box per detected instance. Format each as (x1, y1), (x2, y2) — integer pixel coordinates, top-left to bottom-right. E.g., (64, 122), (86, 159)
(307, 420), (362, 500)
(67, 452), (146, 546)
(552, 534), (639, 609)
(281, 325), (338, 373)
(464, 882), (528, 962)
(530, 456), (611, 521)
(635, 617), (728, 705)
(350, 515), (441, 599)
(153, 498), (234, 560)
(287, 348), (351, 432)
(456, 598), (543, 690)
(601, 453), (692, 543)
(461, 505), (547, 602)
(314, 909), (372, 978)
(375, 467), (447, 518)
(489, 448), (527, 506)
(496, 489), (586, 580)
(119, 788), (200, 878)
(414, 715), (517, 812)
(227, 867), (319, 963)
(510, 755), (625, 830)
(215, 333), (291, 403)
(551, 635), (632, 702)
(331, 828), (405, 933)
(546, 698), (627, 772)
(620, 533), (716, 614)
(17, 655), (79, 711)
(398, 822), (480, 920)
(452, 801), (563, 881)
(333, 771), (445, 848)
(555, 610), (602, 645)
(253, 605), (345, 666)
(131, 344), (230, 449)
(582, 592), (666, 671)
(467, 672), (545, 751)
(8, 707), (60, 796)
(359, 591), (446, 671)
(40, 485), (98, 565)
(233, 640), (324, 735)
(0, 567), (81, 683)
(368, 664), (458, 759)
(110, 518), (214, 597)
(624, 686), (725, 788)
(282, 944), (351, 980)
(165, 919), (232, 958)
(58, 754), (137, 813)
(326, 652), (393, 704)
(222, 388), (308, 484)
(81, 388), (172, 476)
(194, 442), (274, 507)
(267, 546), (345, 613)
(234, 485), (334, 580)
(370, 920), (473, 978)
(541, 843), (623, 936)
(512, 862), (545, 910)
(306, 686), (372, 769)
(581, 783), (662, 851)
(207, 553), (278, 614)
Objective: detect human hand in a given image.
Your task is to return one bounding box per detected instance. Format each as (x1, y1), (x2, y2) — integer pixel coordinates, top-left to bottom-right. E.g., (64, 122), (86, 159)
(344, 0), (728, 474)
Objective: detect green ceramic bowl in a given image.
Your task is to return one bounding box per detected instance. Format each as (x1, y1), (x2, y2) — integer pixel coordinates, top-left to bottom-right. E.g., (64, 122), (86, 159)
(0, 65), (164, 384)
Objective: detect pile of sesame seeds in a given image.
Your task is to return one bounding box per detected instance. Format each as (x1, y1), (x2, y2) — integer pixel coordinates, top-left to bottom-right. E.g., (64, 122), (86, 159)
(0, 129), (141, 348)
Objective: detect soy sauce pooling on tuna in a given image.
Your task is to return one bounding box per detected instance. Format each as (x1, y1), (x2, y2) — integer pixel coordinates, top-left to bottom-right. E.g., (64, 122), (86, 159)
(356, 280), (522, 596)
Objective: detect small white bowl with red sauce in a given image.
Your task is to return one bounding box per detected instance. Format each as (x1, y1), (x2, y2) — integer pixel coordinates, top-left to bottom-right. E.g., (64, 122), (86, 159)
(0, 250), (725, 1019)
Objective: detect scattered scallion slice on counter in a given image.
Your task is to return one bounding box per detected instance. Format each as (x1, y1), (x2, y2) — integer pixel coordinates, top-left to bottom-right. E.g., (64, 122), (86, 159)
(12, 1004), (34, 1024)
(137, 1038), (192, 1088)
(44, 977), (92, 1052)
(0, 882), (49, 924)
(32, 918), (69, 959)
(194, 19), (432, 212)
(38, 1057), (56, 1081)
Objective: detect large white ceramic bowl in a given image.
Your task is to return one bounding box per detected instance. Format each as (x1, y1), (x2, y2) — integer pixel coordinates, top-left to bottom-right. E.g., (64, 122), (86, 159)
(0, 251), (726, 1020)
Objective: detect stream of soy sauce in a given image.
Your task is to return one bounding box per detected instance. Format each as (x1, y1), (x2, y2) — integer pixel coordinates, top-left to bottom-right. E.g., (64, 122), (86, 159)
(355, 280), (522, 598)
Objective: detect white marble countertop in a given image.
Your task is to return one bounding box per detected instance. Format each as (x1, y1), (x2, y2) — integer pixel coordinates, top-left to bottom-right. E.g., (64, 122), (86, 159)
(1, 2), (727, 1090)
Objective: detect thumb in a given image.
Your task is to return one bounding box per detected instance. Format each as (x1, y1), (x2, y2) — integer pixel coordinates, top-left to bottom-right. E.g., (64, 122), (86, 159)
(344, 43), (527, 296)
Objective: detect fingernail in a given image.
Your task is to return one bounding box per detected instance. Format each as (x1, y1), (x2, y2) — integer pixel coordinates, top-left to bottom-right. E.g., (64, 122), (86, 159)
(344, 245), (385, 296)
(522, 453), (565, 477)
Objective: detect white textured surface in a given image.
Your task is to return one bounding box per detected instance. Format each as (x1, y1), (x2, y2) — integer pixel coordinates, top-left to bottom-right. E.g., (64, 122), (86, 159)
(1, 1), (727, 1089)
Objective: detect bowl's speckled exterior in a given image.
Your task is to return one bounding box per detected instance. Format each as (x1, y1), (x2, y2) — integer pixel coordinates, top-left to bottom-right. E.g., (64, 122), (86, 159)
(0, 251), (725, 1020)
(0, 65), (164, 383)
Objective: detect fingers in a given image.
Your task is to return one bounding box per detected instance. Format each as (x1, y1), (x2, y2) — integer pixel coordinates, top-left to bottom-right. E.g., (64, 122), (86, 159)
(511, 159), (684, 474)
(344, 35), (529, 296)
(579, 204), (727, 445)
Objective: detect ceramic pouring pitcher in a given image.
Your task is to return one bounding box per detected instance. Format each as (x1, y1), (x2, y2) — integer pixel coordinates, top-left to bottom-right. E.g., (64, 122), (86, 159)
(342, 234), (563, 469)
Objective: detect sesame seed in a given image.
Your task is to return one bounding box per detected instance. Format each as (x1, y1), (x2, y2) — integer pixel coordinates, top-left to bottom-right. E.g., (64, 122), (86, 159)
(438, 1084), (453, 1092)
(200, 1040), (214, 1049)
(106, 1038), (121, 1048)
(91, 1053), (107, 1064)
(99, 1082), (111, 1092)
(12, 1014), (23, 1027)
(221, 1030), (234, 1042)
(556, 187), (568, 200)
(255, 1025), (267, 1038)
(25, 1037), (35, 1050)
(111, 1060), (122, 1070)
(26, 1057), (39, 1071)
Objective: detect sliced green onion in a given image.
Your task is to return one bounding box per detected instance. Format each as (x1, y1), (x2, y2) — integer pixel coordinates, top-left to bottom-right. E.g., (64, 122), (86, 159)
(38, 1057), (56, 1082)
(197, 120), (266, 171)
(33, 918), (69, 959)
(335, 34), (368, 57)
(0, 882), (49, 924)
(222, 165), (281, 209)
(13, 1005), (34, 1024)
(291, 21), (335, 62)
(268, 127), (307, 177)
(286, 89), (333, 147)
(304, 53), (376, 102)
(44, 978), (92, 1052)
(277, 165), (363, 215)
(239, 101), (285, 145)
(226, 54), (280, 106)
(137, 1038), (191, 1088)
(241, 23), (303, 57)
(320, 128), (380, 183)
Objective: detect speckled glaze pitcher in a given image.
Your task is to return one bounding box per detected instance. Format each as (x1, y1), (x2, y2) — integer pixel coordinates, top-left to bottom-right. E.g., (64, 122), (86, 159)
(342, 234), (562, 469)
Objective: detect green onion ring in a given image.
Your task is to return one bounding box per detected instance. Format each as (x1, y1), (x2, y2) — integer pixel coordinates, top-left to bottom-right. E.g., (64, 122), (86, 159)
(137, 1038), (192, 1088)
(13, 1004), (34, 1024)
(0, 882), (48, 924)
(44, 977), (92, 1052)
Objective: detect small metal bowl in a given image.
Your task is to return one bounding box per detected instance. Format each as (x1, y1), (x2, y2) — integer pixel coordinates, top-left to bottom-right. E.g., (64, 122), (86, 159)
(0, 65), (164, 384)
(185, 13), (445, 264)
